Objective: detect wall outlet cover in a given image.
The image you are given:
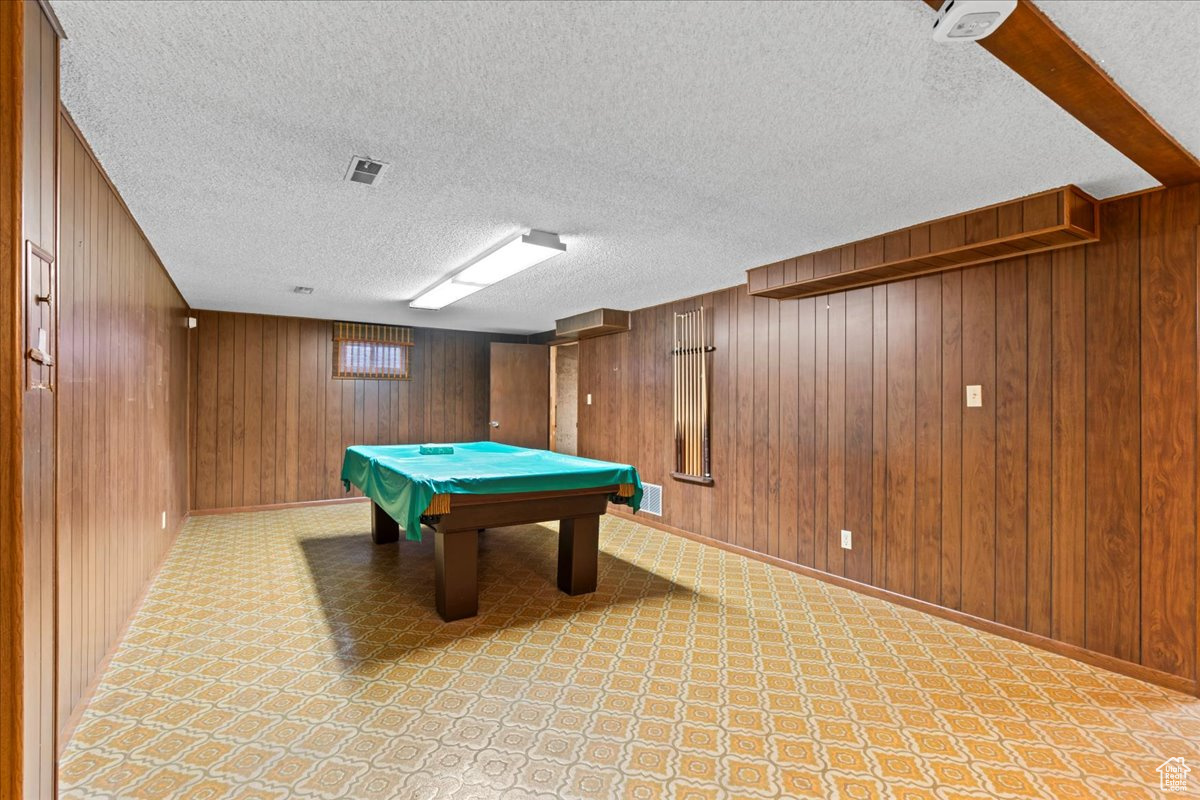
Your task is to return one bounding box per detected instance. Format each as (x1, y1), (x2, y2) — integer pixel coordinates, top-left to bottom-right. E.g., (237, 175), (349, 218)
(966, 385), (983, 408)
(840, 529), (852, 549)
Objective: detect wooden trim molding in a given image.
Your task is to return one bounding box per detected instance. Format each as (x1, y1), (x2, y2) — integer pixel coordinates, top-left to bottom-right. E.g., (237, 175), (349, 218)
(748, 185), (1098, 299)
(555, 308), (632, 340)
(34, 0), (66, 40)
(609, 508), (1200, 698)
(189, 496), (369, 516)
(0, 3), (25, 795)
(670, 472), (715, 486)
(923, 0), (1200, 186)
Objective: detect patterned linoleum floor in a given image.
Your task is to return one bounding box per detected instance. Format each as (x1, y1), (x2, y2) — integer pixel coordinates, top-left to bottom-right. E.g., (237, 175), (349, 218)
(59, 505), (1200, 800)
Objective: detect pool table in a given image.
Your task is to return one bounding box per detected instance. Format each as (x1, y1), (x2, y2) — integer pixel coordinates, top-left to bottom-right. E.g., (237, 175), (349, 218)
(341, 442), (642, 621)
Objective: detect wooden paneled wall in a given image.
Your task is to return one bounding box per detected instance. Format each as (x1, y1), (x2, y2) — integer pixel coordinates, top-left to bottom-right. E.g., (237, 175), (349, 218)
(18, 4), (59, 796)
(579, 185), (1200, 689)
(190, 311), (520, 510)
(56, 114), (192, 732)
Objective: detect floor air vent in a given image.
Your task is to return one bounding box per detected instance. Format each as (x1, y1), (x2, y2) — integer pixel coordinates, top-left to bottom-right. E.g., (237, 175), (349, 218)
(639, 482), (663, 516)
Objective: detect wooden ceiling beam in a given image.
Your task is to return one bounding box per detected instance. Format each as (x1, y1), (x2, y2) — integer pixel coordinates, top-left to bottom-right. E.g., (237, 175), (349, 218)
(924, 0), (1200, 186)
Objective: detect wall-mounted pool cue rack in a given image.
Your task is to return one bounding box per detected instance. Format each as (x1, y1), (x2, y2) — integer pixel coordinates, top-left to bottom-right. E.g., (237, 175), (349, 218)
(671, 307), (715, 486)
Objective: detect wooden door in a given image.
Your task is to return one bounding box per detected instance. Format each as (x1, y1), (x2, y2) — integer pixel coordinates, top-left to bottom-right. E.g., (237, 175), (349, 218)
(489, 343), (549, 449)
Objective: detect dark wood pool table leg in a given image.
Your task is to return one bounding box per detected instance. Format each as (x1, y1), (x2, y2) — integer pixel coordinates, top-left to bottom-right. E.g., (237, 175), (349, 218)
(371, 502), (400, 544)
(558, 514), (599, 595)
(435, 529), (478, 621)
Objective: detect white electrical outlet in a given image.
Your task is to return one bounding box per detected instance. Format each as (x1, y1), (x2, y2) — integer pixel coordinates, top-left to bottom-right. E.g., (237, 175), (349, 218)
(840, 529), (852, 549)
(966, 385), (983, 408)
(586, 393), (593, 405)
(161, 511), (167, 530)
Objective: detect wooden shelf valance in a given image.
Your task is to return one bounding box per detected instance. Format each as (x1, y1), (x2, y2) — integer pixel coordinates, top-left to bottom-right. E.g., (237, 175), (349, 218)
(555, 308), (631, 340)
(748, 185), (1099, 300)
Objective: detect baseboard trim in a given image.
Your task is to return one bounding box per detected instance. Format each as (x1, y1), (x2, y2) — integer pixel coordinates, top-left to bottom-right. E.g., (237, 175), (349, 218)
(57, 512), (190, 756)
(189, 496), (369, 516)
(608, 508), (1199, 698)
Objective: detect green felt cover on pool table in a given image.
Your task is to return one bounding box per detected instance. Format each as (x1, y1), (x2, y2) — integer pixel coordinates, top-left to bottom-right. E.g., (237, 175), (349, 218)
(341, 442), (643, 541)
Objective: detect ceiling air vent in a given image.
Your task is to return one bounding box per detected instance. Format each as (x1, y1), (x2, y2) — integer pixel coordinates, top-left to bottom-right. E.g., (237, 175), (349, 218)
(293, 286), (314, 295)
(346, 156), (387, 186)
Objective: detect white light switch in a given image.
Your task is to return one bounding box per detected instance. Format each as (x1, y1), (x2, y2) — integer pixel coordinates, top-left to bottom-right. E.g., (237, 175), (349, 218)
(586, 393), (593, 405)
(965, 385), (982, 408)
(840, 530), (852, 550)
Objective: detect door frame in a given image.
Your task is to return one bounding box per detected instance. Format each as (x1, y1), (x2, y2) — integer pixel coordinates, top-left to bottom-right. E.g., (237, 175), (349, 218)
(1, 3), (28, 795)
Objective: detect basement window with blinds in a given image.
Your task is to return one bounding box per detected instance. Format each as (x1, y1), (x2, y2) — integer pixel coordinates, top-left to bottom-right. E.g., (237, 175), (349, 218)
(332, 322), (414, 380)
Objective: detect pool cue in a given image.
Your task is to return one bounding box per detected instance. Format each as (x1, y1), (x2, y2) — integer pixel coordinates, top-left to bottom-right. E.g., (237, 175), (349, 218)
(673, 313), (681, 473)
(701, 306), (710, 478)
(678, 313), (685, 474)
(692, 310), (699, 475)
(693, 310), (700, 475)
(685, 311), (691, 475)
(685, 311), (692, 474)
(686, 310), (691, 474)
(685, 310), (692, 475)
(696, 310), (702, 475)
(688, 310), (694, 475)
(686, 311), (696, 474)
(689, 310), (697, 475)
(682, 311), (689, 474)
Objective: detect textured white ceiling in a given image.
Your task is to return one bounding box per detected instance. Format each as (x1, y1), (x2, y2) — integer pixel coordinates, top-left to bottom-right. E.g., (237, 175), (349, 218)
(1038, 1), (1200, 162)
(53, 0), (1159, 334)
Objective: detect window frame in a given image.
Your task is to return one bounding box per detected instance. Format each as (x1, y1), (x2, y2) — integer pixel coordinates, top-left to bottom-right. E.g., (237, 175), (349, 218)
(331, 321), (414, 381)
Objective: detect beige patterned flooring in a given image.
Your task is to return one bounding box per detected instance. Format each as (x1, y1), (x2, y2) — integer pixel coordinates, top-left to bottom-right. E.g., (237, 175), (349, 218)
(59, 504), (1200, 799)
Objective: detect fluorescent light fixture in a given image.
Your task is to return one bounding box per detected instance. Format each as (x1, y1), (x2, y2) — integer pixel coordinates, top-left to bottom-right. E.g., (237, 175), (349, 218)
(409, 230), (567, 310)
(408, 279), (483, 310)
(457, 231), (566, 284)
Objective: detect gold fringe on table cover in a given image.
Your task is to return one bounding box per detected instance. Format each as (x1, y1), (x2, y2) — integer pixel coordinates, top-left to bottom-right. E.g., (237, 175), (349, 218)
(424, 494), (452, 515)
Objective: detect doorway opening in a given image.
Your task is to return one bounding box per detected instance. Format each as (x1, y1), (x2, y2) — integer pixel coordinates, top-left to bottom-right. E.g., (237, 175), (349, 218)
(550, 343), (578, 455)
